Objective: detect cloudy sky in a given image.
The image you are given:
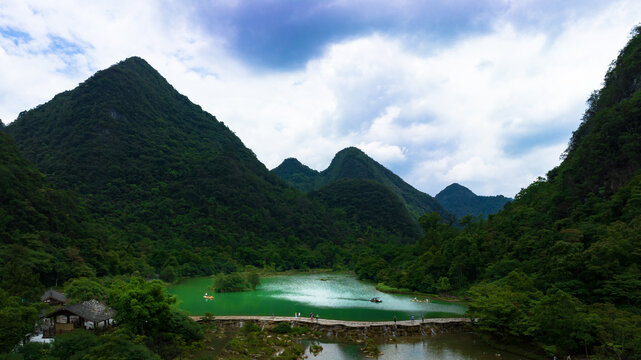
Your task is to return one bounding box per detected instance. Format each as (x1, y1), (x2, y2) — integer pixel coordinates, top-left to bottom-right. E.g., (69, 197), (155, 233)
(1, 1), (641, 197)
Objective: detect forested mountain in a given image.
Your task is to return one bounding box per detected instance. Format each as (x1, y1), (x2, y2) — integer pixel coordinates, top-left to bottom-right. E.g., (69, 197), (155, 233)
(309, 179), (420, 238)
(272, 147), (450, 221)
(0, 131), (105, 296)
(5, 57), (409, 282)
(352, 26), (641, 358)
(435, 183), (511, 220)
(271, 158), (321, 192)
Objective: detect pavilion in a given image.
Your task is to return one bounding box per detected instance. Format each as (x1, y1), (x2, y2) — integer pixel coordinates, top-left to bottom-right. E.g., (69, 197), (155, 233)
(42, 299), (116, 338)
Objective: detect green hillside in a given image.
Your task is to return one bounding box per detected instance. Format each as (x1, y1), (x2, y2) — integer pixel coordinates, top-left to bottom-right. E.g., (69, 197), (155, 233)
(271, 157), (321, 192)
(272, 147), (450, 221)
(0, 131), (110, 297)
(6, 57), (408, 279)
(435, 183), (511, 220)
(309, 179), (420, 238)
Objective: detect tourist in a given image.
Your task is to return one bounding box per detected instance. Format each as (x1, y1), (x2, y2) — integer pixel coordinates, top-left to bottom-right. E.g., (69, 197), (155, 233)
(411, 315), (414, 323)
(393, 316), (397, 325)
(310, 312), (313, 321)
(315, 313), (319, 323)
(421, 314), (424, 323)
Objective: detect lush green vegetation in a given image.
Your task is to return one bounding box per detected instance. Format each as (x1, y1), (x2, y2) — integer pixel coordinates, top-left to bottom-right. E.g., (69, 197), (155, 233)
(0, 276), (201, 359)
(212, 271), (260, 292)
(3, 57), (410, 285)
(435, 183), (511, 220)
(272, 147), (450, 221)
(271, 158), (322, 192)
(309, 179), (420, 238)
(3, 25), (641, 358)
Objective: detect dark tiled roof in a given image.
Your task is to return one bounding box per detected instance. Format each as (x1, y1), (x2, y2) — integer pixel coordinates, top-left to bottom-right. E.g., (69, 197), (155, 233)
(41, 289), (66, 303)
(45, 300), (116, 323)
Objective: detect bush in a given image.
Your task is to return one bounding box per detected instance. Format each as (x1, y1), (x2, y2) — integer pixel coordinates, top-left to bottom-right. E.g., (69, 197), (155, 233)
(240, 323), (261, 335)
(50, 330), (97, 360)
(271, 322), (292, 334)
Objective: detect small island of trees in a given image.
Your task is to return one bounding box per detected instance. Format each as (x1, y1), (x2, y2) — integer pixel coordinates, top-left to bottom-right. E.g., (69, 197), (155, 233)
(212, 271), (260, 293)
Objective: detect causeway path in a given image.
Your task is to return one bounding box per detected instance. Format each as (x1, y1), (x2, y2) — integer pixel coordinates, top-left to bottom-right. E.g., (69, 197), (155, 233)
(189, 315), (470, 327)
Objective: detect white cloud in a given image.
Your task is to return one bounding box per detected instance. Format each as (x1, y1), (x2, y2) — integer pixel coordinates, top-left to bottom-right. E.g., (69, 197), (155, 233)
(1, 0), (641, 198)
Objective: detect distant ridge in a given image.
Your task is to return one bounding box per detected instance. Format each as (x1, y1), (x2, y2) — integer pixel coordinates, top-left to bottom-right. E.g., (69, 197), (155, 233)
(272, 147), (450, 221)
(435, 183), (511, 220)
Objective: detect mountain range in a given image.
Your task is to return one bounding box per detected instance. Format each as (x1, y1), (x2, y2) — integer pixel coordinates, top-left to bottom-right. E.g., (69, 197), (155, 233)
(272, 147), (450, 221)
(272, 148), (511, 221)
(2, 57), (426, 283)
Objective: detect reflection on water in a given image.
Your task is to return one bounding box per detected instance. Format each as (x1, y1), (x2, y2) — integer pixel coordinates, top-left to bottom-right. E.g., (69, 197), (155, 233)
(301, 334), (529, 360)
(168, 273), (466, 321)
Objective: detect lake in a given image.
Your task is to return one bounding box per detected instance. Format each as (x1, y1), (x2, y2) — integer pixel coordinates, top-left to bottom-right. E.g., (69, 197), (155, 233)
(300, 334), (529, 360)
(167, 273), (466, 321)
(169, 274), (531, 359)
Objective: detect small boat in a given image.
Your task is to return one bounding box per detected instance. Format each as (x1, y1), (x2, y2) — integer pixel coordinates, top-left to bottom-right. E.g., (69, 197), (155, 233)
(410, 297), (429, 303)
(203, 293), (214, 300)
(371, 297), (382, 303)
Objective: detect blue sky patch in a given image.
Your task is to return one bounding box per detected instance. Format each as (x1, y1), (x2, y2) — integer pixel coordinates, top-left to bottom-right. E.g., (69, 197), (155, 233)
(0, 27), (32, 45)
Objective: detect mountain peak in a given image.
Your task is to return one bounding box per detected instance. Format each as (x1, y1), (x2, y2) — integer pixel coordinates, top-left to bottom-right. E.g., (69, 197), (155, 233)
(335, 146), (365, 156)
(272, 157), (320, 192)
(437, 183), (477, 199)
(435, 183), (511, 219)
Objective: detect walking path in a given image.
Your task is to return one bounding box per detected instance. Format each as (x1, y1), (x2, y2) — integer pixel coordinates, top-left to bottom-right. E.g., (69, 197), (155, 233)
(189, 315), (470, 327)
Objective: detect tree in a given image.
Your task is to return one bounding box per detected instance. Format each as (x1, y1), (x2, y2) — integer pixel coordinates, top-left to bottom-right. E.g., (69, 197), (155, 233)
(436, 277), (452, 293)
(0, 297), (39, 353)
(76, 334), (159, 360)
(247, 272), (260, 290)
(63, 277), (107, 303)
(107, 277), (175, 337)
(49, 330), (97, 360)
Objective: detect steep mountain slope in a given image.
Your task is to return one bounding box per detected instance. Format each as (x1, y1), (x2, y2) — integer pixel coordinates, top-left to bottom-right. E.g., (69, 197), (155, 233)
(0, 131), (108, 294)
(5, 57), (378, 275)
(309, 179), (420, 238)
(273, 147), (450, 221)
(435, 183), (511, 219)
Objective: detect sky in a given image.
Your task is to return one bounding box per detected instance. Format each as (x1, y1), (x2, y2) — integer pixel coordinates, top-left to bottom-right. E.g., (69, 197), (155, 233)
(1, 1), (641, 197)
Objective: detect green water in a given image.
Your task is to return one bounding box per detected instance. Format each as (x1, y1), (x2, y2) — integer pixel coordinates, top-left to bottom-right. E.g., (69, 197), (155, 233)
(300, 334), (530, 360)
(168, 273), (466, 321)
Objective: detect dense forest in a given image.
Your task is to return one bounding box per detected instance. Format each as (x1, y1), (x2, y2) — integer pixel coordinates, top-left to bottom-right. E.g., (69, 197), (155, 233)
(1, 26), (641, 359)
